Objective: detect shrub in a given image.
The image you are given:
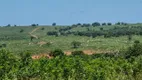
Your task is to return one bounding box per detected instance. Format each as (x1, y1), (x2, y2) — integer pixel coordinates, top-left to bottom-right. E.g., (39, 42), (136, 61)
(41, 27), (45, 30)
(20, 29), (24, 33)
(128, 35), (132, 41)
(50, 49), (64, 57)
(125, 43), (142, 58)
(0, 49), (19, 79)
(31, 24), (37, 26)
(134, 40), (140, 44)
(52, 23), (56, 26)
(100, 27), (103, 31)
(71, 41), (81, 48)
(47, 31), (58, 36)
(1, 43), (6, 47)
(71, 51), (84, 56)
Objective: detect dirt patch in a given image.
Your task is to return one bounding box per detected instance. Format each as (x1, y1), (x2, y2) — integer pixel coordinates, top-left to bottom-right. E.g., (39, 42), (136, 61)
(32, 50), (118, 60)
(64, 50), (96, 55)
(32, 53), (52, 60)
(83, 50), (95, 55)
(64, 49), (118, 55)
(64, 51), (72, 55)
(37, 41), (47, 47)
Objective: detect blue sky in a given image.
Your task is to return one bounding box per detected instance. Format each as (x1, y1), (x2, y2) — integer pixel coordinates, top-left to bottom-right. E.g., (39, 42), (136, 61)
(0, 0), (142, 26)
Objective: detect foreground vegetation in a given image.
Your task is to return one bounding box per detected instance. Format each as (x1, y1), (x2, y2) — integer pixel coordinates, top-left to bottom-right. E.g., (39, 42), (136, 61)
(0, 43), (142, 80)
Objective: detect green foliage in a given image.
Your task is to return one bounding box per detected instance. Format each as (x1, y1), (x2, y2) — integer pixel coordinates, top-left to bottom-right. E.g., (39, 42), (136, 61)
(0, 43), (7, 48)
(125, 43), (142, 58)
(134, 40), (140, 44)
(41, 27), (45, 30)
(107, 22), (112, 26)
(20, 29), (24, 33)
(52, 23), (56, 26)
(6, 24), (11, 27)
(0, 49), (19, 79)
(1, 23), (142, 79)
(71, 41), (81, 48)
(50, 49), (64, 57)
(102, 23), (106, 26)
(0, 49), (142, 79)
(71, 51), (84, 56)
(31, 24), (38, 26)
(92, 22), (100, 27)
(100, 27), (103, 31)
(128, 34), (132, 41)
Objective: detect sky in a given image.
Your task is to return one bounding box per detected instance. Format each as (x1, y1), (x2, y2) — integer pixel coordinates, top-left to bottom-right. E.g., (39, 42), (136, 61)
(0, 0), (142, 26)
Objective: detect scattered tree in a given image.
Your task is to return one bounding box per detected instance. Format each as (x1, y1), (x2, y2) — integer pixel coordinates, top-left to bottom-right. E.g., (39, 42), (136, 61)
(71, 41), (81, 48)
(20, 29), (24, 33)
(92, 22), (100, 27)
(102, 23), (106, 26)
(6, 24), (11, 27)
(128, 35), (132, 41)
(31, 24), (37, 26)
(115, 22), (121, 25)
(77, 23), (81, 26)
(50, 49), (64, 57)
(41, 27), (45, 30)
(14, 25), (17, 27)
(134, 40), (140, 44)
(52, 23), (56, 26)
(100, 27), (103, 31)
(107, 23), (112, 26)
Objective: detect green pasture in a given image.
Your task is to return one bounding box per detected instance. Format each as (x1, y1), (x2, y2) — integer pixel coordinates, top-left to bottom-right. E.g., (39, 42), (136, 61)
(0, 25), (142, 54)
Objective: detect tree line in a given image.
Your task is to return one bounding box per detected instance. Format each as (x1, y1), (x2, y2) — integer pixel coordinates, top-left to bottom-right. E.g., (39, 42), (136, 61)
(1, 22), (128, 27)
(47, 25), (142, 38)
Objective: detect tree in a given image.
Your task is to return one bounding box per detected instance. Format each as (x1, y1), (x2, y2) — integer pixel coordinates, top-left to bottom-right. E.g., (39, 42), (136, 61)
(107, 23), (112, 26)
(92, 22), (100, 27)
(6, 24), (11, 27)
(134, 40), (140, 44)
(100, 28), (103, 31)
(126, 43), (142, 58)
(20, 29), (24, 33)
(14, 25), (17, 27)
(102, 23), (106, 26)
(31, 24), (37, 26)
(82, 23), (90, 27)
(128, 35), (132, 41)
(52, 23), (56, 26)
(115, 22), (121, 25)
(77, 23), (81, 26)
(71, 41), (81, 48)
(41, 27), (45, 30)
(49, 49), (64, 57)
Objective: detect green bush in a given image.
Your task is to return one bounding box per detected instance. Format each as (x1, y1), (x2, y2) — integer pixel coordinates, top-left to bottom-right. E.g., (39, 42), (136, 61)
(41, 27), (45, 30)
(50, 49), (64, 57)
(125, 43), (142, 58)
(134, 40), (140, 44)
(20, 29), (24, 33)
(71, 51), (84, 56)
(71, 41), (81, 48)
(0, 49), (19, 79)
(1, 49), (142, 79)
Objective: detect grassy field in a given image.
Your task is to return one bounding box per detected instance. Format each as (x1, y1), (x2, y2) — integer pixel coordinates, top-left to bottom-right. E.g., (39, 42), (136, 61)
(0, 25), (142, 54)
(1, 24), (142, 80)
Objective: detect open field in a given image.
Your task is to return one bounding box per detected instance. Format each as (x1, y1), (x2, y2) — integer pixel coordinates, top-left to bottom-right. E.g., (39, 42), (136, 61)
(0, 24), (142, 54)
